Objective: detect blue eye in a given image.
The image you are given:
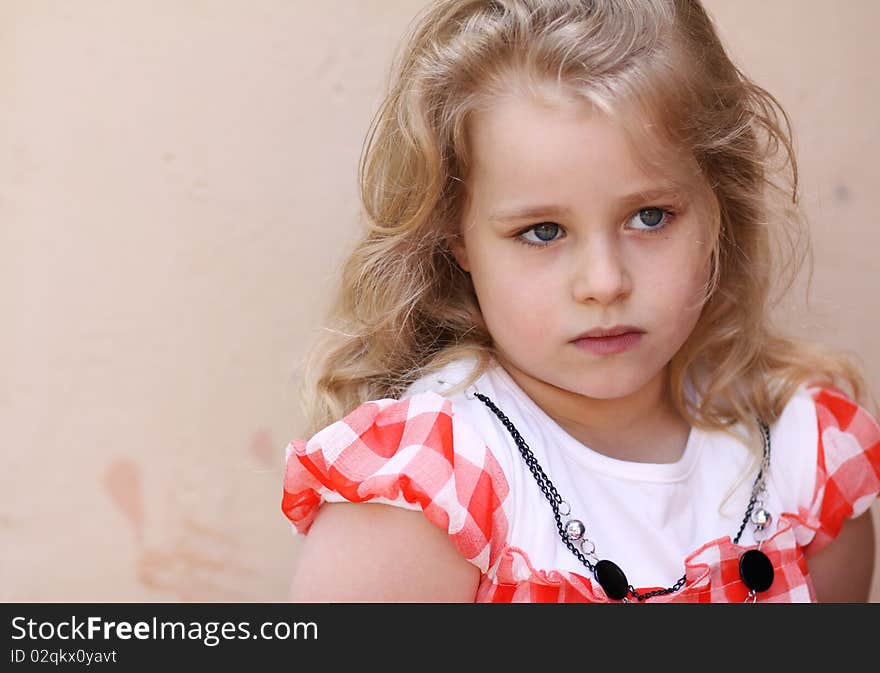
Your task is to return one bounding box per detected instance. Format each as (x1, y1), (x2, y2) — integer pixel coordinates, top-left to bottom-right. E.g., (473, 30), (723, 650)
(629, 208), (674, 231)
(517, 222), (563, 246)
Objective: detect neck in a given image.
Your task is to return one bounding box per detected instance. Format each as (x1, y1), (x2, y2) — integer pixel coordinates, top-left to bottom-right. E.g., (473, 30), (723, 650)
(496, 355), (689, 463)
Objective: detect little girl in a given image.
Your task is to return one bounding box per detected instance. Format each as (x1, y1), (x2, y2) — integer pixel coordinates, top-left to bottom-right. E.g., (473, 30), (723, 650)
(281, 0), (880, 602)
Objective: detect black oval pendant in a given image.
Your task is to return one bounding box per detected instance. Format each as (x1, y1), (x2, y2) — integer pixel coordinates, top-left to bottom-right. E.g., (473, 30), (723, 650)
(595, 560), (629, 600)
(738, 549), (774, 592)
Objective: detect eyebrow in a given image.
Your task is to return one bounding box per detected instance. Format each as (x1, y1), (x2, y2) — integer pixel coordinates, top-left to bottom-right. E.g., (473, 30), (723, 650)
(488, 188), (683, 223)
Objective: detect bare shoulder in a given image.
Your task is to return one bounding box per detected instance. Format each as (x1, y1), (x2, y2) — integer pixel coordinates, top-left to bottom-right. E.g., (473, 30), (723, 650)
(289, 502), (481, 602)
(807, 507), (876, 602)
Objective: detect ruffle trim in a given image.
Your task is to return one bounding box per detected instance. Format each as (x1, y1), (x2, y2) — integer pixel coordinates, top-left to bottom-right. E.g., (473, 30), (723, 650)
(479, 511), (818, 602)
(282, 392), (510, 573)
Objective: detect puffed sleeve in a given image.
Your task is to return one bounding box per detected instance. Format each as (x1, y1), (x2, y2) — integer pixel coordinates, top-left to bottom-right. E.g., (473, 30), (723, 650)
(801, 385), (880, 556)
(280, 391), (510, 573)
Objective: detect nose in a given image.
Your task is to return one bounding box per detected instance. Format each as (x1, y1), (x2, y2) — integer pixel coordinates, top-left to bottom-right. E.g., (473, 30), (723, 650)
(570, 236), (632, 305)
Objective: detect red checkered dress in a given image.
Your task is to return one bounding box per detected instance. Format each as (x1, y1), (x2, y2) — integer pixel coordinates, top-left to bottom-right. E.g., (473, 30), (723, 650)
(282, 385), (880, 602)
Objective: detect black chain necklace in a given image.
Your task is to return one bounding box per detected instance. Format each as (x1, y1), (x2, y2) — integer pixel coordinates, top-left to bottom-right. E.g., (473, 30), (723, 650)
(472, 390), (776, 602)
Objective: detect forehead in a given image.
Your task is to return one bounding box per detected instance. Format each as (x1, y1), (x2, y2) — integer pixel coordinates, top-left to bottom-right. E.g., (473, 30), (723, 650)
(466, 93), (678, 193)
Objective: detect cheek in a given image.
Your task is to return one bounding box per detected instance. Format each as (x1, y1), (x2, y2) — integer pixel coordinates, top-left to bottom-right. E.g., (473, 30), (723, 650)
(662, 234), (710, 288)
(654, 274), (705, 318)
(470, 253), (560, 336)
(667, 272), (708, 337)
(644, 245), (709, 322)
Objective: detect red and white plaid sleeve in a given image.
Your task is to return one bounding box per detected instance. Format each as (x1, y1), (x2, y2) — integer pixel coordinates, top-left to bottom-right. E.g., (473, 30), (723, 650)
(802, 385), (880, 556)
(281, 391), (510, 573)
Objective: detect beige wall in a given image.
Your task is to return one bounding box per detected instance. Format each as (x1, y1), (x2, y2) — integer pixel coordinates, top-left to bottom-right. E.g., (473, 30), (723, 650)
(2, 1), (878, 602)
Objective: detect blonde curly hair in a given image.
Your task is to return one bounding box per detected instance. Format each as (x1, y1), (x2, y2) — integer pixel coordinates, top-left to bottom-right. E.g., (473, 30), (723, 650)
(294, 0), (875, 457)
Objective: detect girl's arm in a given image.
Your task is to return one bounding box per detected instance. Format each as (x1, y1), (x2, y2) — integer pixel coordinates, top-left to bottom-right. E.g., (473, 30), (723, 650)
(289, 502), (481, 602)
(807, 508), (876, 602)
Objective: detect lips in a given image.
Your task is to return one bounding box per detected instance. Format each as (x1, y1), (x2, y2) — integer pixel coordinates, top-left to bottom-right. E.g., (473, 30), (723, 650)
(572, 331), (643, 355)
(572, 325), (644, 340)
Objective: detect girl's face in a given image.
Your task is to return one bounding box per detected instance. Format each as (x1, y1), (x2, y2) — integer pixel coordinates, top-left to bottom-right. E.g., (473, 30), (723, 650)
(452, 93), (711, 405)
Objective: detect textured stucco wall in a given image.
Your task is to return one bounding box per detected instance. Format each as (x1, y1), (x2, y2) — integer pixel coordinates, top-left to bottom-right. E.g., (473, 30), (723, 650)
(2, 0), (878, 602)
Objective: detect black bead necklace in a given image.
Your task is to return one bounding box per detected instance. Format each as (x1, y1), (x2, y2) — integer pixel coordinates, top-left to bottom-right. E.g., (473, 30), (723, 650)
(472, 390), (776, 602)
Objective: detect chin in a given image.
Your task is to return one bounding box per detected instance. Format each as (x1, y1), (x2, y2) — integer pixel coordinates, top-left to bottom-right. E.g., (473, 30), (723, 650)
(562, 372), (654, 401)
(575, 384), (642, 401)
